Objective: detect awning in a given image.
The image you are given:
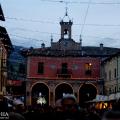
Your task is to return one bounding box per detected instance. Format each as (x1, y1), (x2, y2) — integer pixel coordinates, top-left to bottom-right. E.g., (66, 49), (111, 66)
(13, 99), (24, 105)
(116, 92), (120, 99)
(7, 80), (22, 86)
(109, 94), (116, 101)
(86, 95), (109, 103)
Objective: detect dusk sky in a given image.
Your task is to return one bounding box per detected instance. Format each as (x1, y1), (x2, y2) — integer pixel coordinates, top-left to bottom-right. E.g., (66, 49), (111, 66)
(1, 0), (120, 48)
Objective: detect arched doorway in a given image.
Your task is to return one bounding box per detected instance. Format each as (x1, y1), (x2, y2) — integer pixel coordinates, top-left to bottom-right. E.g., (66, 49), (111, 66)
(31, 83), (49, 106)
(55, 83), (73, 101)
(79, 83), (97, 105)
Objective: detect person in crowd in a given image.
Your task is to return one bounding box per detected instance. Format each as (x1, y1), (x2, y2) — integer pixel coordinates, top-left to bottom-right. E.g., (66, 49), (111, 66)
(0, 96), (9, 112)
(55, 99), (63, 112)
(9, 112), (25, 120)
(61, 94), (79, 113)
(102, 110), (120, 120)
(112, 99), (120, 111)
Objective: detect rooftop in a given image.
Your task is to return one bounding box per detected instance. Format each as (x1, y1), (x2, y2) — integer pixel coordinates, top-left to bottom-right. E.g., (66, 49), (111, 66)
(0, 26), (13, 50)
(22, 46), (120, 58)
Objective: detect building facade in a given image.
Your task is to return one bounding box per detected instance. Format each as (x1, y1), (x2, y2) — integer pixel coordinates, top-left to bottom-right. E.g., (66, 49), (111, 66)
(0, 4), (13, 95)
(26, 56), (100, 105)
(23, 12), (120, 106)
(102, 53), (120, 97)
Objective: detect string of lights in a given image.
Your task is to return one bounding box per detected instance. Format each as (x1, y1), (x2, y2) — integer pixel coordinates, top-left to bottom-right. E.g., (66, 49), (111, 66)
(5, 16), (120, 27)
(1, 28), (120, 46)
(6, 29), (107, 40)
(40, 0), (120, 5)
(80, 0), (91, 35)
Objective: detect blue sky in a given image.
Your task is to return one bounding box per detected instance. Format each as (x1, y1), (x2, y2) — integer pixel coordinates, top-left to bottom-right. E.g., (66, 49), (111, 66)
(1, 0), (120, 48)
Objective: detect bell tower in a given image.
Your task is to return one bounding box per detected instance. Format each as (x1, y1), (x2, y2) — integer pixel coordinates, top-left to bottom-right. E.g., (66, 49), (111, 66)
(60, 8), (73, 39)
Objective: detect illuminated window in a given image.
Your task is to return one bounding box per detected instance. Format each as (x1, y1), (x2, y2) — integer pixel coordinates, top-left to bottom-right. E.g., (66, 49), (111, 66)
(85, 63), (92, 75)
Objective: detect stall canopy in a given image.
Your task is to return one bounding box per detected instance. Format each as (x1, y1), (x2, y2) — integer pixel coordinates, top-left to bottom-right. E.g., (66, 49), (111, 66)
(86, 95), (109, 103)
(13, 99), (24, 105)
(116, 92), (120, 99)
(109, 93), (120, 100)
(109, 94), (116, 101)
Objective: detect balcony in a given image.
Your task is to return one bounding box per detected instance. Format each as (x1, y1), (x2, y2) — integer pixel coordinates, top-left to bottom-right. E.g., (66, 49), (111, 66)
(85, 70), (92, 76)
(57, 69), (72, 78)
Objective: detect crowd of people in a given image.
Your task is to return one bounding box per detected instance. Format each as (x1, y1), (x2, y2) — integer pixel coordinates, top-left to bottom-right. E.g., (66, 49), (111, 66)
(0, 94), (120, 120)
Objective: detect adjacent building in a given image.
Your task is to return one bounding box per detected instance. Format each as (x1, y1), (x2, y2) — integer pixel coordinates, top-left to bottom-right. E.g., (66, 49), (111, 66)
(0, 4), (13, 95)
(102, 52), (120, 99)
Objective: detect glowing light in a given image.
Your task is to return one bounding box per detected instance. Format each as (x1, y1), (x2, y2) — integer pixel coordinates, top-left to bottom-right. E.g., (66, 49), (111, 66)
(37, 97), (46, 105)
(89, 63), (92, 66)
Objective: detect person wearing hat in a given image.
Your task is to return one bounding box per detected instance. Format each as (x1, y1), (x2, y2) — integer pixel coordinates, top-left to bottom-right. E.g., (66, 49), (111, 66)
(61, 94), (79, 113)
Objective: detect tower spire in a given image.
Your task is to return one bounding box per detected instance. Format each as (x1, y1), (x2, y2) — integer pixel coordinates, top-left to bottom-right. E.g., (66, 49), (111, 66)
(60, 6), (73, 39)
(62, 4), (71, 22)
(65, 6), (68, 16)
(51, 34), (53, 43)
(80, 35), (82, 50)
(65, 1), (68, 16)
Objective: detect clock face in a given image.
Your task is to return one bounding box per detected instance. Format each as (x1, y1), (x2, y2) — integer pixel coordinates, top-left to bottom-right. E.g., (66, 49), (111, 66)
(73, 64), (78, 70)
(50, 64), (56, 69)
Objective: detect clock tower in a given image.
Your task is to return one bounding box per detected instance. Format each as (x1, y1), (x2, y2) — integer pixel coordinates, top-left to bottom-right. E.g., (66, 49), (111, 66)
(60, 8), (73, 40)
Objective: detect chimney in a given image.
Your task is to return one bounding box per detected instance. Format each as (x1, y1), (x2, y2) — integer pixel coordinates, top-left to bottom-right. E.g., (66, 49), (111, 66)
(100, 43), (104, 51)
(41, 43), (45, 48)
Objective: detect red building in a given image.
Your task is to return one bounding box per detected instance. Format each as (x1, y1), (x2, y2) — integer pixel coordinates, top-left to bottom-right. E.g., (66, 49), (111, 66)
(24, 11), (120, 106)
(28, 57), (100, 80)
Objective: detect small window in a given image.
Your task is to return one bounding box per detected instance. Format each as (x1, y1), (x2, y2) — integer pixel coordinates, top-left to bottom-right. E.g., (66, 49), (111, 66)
(119, 87), (120, 92)
(61, 63), (68, 74)
(104, 72), (107, 80)
(109, 88), (111, 94)
(109, 70), (111, 80)
(115, 87), (117, 93)
(64, 29), (68, 34)
(114, 68), (117, 78)
(38, 62), (44, 74)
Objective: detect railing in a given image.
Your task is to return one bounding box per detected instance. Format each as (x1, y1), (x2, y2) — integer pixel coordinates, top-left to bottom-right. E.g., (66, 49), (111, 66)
(85, 70), (92, 76)
(56, 69), (72, 78)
